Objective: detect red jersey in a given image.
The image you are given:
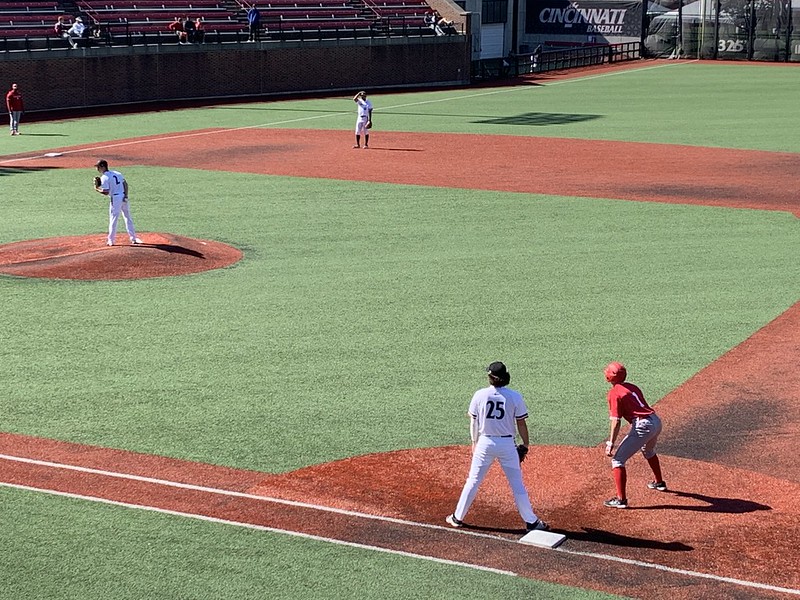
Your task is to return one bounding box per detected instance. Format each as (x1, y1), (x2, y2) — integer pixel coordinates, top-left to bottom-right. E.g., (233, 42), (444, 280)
(607, 382), (654, 424)
(6, 89), (23, 112)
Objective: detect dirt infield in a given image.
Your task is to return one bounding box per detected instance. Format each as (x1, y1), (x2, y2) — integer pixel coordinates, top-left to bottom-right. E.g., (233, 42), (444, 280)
(0, 124), (798, 598)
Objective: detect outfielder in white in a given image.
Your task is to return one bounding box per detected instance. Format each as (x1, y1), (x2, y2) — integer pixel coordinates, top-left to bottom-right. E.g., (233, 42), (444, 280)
(447, 361), (549, 532)
(352, 90), (373, 149)
(94, 159), (141, 246)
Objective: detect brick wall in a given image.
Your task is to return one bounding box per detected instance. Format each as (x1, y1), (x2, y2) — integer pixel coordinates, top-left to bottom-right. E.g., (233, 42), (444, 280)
(0, 37), (470, 114)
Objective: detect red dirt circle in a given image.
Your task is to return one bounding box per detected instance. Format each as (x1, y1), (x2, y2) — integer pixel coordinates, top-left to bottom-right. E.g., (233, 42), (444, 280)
(0, 233), (242, 280)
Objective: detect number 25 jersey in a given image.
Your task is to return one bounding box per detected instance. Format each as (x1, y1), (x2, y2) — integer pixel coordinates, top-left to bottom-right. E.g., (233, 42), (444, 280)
(469, 386), (529, 437)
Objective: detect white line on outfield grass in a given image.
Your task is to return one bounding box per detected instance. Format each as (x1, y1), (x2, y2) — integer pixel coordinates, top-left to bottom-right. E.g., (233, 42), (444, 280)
(1, 452), (799, 596)
(0, 60), (696, 166)
(0, 481), (516, 577)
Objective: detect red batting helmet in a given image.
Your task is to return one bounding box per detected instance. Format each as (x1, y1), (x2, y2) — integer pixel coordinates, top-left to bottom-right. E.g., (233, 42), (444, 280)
(604, 362), (627, 384)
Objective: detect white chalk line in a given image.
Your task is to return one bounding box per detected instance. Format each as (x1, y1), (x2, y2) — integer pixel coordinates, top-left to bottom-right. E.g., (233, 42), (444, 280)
(0, 60), (694, 167)
(0, 480), (515, 577)
(556, 547), (800, 596)
(1, 452), (799, 595)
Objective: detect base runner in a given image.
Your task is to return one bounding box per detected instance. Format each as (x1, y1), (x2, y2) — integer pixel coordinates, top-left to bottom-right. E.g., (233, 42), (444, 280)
(603, 361), (667, 508)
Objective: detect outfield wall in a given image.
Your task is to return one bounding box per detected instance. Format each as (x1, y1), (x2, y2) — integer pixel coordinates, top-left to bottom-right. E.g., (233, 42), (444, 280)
(0, 37), (470, 115)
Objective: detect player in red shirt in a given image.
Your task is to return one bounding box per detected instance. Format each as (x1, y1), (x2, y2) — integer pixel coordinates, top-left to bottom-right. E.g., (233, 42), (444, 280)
(602, 362), (666, 508)
(6, 82), (24, 136)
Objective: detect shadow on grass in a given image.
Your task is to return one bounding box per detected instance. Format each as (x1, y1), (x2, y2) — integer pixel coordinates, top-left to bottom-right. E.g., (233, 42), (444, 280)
(0, 166), (63, 176)
(475, 112), (602, 126)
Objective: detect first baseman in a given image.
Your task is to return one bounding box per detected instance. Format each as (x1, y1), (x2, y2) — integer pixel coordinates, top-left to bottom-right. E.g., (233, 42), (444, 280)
(446, 361), (549, 532)
(94, 159), (142, 246)
(603, 362), (667, 508)
(352, 91), (372, 149)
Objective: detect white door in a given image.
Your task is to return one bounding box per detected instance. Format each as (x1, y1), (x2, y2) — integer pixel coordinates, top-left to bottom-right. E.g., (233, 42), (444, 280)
(480, 23), (505, 59)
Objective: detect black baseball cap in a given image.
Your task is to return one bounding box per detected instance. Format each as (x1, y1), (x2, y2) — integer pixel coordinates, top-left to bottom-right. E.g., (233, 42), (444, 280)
(486, 361), (508, 377)
(95, 159), (108, 168)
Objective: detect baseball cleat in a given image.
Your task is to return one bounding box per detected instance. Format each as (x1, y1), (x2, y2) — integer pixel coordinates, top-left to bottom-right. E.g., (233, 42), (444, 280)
(445, 514), (464, 528)
(131, 238), (143, 244)
(647, 481), (667, 491)
(106, 242), (114, 246)
(352, 145), (360, 149)
(526, 519), (549, 532)
(603, 497), (628, 509)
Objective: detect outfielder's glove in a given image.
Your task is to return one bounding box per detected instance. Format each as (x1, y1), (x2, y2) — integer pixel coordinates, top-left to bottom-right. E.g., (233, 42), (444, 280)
(93, 176), (102, 188)
(366, 120), (372, 129)
(516, 444), (529, 463)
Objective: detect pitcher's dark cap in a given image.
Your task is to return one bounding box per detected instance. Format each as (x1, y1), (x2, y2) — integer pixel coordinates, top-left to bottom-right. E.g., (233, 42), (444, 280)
(95, 159), (108, 168)
(486, 361), (508, 377)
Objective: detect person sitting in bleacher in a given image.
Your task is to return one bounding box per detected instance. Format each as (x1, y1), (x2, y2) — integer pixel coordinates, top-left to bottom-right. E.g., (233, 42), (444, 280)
(67, 16), (85, 49)
(54, 16), (69, 39)
(193, 17), (205, 43)
(183, 16), (196, 43)
(168, 16), (188, 43)
(437, 16), (455, 35)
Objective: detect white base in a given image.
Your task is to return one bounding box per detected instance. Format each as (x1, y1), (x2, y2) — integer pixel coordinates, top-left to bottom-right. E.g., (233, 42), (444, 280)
(43, 152), (63, 157)
(519, 530), (566, 548)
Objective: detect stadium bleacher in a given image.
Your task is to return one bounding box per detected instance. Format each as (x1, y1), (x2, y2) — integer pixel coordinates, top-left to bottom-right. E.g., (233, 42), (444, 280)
(0, 0), (437, 47)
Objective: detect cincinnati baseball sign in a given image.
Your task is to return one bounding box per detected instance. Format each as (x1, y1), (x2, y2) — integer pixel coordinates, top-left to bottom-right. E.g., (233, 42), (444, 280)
(525, 0), (641, 36)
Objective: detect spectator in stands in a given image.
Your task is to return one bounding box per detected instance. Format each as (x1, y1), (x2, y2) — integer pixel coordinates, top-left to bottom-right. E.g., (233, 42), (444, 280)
(54, 16), (69, 40)
(246, 3), (261, 42)
(183, 16), (196, 43)
(6, 82), (23, 136)
(90, 17), (102, 39)
(67, 16), (86, 49)
(168, 16), (188, 43)
(437, 16), (455, 34)
(194, 17), (205, 43)
(423, 11), (436, 29)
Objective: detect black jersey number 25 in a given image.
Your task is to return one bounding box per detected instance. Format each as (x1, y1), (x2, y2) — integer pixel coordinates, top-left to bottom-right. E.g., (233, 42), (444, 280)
(486, 400), (505, 419)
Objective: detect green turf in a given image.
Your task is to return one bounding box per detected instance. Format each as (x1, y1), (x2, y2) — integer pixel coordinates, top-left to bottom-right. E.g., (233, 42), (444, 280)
(0, 486), (627, 600)
(1, 167), (796, 472)
(2, 63), (800, 154)
(1, 63), (798, 598)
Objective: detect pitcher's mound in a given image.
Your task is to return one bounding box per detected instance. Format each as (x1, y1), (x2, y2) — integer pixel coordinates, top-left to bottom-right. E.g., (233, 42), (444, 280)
(0, 233), (242, 280)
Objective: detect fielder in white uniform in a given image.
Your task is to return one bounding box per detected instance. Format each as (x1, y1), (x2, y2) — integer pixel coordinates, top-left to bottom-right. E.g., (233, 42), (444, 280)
(352, 90), (372, 149)
(94, 159), (142, 246)
(446, 361), (549, 532)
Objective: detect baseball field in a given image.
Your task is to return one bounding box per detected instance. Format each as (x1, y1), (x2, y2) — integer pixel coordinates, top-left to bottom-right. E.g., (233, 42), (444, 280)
(0, 59), (798, 599)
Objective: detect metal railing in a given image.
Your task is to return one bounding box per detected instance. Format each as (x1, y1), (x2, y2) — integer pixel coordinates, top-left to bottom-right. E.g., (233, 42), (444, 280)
(474, 41), (641, 80)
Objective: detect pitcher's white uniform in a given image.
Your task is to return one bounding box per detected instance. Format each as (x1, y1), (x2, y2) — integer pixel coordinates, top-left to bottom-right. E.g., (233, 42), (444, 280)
(452, 380), (540, 525)
(100, 168), (139, 246)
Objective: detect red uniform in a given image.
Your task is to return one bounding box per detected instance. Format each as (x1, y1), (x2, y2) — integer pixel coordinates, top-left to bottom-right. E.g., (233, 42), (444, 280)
(6, 87), (23, 112)
(6, 84), (23, 135)
(607, 382), (654, 424)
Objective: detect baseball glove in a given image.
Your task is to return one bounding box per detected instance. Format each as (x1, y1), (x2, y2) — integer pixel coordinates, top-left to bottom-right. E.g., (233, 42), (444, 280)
(93, 176), (102, 188)
(366, 120), (372, 129)
(516, 444), (529, 463)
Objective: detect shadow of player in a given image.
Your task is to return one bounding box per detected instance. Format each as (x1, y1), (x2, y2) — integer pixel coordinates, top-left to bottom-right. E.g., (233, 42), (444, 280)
(145, 243), (205, 259)
(565, 527), (693, 551)
(631, 489), (772, 514)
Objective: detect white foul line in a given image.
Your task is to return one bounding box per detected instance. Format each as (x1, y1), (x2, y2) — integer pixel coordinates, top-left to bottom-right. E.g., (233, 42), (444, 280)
(0, 480), (516, 577)
(1, 452), (799, 595)
(0, 453), (501, 541)
(556, 547), (800, 596)
(0, 60), (693, 166)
